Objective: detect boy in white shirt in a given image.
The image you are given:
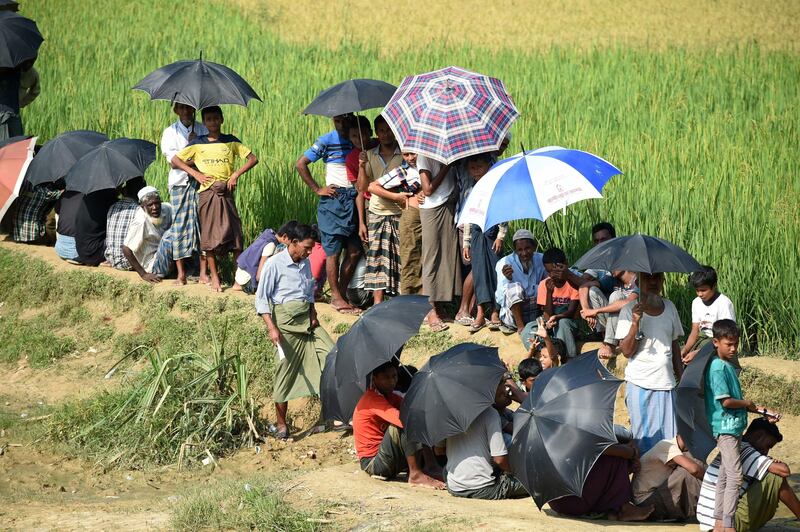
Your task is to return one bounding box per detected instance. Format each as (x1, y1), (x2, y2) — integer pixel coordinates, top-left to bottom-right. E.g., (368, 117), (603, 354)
(680, 266), (736, 364)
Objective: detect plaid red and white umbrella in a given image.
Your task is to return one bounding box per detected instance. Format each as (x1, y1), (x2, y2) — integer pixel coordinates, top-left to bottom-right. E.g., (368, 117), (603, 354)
(0, 135), (36, 220)
(381, 66), (519, 164)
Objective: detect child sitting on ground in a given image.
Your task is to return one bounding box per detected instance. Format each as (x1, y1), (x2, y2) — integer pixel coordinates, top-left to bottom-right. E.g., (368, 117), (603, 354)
(232, 220), (296, 293)
(681, 265), (736, 365)
(352, 361), (444, 489)
(517, 358), (543, 392)
(704, 319), (780, 532)
(527, 320), (566, 370)
(536, 248), (580, 359)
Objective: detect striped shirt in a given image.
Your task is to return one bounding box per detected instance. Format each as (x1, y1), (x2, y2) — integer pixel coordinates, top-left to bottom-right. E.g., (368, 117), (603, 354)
(303, 130), (353, 188)
(696, 441), (773, 530)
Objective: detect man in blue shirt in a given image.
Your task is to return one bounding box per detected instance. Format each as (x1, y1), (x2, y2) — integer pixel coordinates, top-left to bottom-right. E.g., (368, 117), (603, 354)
(295, 114), (362, 314)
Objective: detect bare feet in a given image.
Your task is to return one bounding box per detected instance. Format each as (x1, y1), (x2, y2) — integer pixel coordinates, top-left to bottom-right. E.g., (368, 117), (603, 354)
(173, 276), (187, 286)
(198, 275), (209, 286)
(331, 297), (361, 314)
(613, 502), (653, 522)
(209, 281), (223, 293)
(231, 282), (243, 292)
(408, 471), (445, 490)
(598, 343), (616, 359)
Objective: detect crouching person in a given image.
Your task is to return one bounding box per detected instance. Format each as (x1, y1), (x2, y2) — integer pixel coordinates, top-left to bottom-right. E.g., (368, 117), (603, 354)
(122, 186), (174, 283)
(353, 362), (444, 489)
(631, 434), (705, 522)
(435, 380), (528, 500)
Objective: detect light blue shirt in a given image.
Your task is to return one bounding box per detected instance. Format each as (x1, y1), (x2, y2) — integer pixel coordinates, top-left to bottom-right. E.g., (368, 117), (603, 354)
(494, 251), (546, 308)
(255, 249), (314, 315)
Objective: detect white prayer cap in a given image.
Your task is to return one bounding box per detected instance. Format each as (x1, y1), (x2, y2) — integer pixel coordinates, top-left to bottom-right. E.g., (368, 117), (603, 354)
(137, 185), (159, 202)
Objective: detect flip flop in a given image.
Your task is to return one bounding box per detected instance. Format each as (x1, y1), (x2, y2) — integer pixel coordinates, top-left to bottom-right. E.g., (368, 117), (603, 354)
(469, 322), (485, 334)
(428, 321), (449, 333)
(275, 427), (290, 441)
(332, 305), (362, 315)
(454, 316), (474, 326)
(487, 321), (501, 331)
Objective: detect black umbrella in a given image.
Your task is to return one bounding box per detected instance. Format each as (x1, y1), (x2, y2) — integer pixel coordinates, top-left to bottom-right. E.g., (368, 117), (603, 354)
(0, 12), (42, 68)
(26, 130), (109, 186)
(65, 138), (156, 194)
(320, 345), (368, 424)
(509, 351), (623, 510)
(320, 295), (431, 423)
(399, 343), (506, 447)
(675, 342), (717, 462)
(333, 295), (430, 388)
(574, 234), (702, 274)
(133, 58), (261, 111)
(303, 79), (397, 117)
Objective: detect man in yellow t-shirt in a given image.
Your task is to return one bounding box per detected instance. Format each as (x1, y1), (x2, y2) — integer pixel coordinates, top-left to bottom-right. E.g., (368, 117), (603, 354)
(172, 106), (258, 292)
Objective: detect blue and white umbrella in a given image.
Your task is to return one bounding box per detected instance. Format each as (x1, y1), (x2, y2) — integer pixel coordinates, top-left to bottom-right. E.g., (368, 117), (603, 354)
(457, 146), (622, 230)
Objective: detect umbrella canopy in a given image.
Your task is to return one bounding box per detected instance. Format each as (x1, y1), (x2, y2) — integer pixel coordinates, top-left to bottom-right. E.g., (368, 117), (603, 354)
(303, 78), (397, 117)
(132, 58), (261, 110)
(399, 343), (506, 447)
(320, 295), (431, 423)
(509, 351), (623, 509)
(65, 138), (156, 194)
(0, 11), (42, 68)
(26, 130), (109, 186)
(574, 234), (702, 275)
(381, 66), (519, 165)
(457, 146), (622, 230)
(675, 342), (717, 461)
(320, 345), (369, 424)
(0, 135), (35, 219)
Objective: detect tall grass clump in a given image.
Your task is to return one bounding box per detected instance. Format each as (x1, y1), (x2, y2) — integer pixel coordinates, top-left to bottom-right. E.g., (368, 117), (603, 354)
(19, 0), (800, 351)
(48, 329), (262, 468)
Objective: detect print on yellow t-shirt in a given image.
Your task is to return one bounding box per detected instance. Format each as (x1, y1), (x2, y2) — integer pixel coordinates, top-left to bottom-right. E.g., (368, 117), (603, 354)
(176, 136), (252, 192)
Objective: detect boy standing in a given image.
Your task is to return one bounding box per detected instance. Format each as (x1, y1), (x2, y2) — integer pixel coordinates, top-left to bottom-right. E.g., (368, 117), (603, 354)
(537, 248), (580, 359)
(160, 102), (208, 285)
(172, 106), (258, 292)
(296, 114), (362, 314)
(682, 266), (736, 364)
(345, 116), (376, 245)
(704, 319), (779, 532)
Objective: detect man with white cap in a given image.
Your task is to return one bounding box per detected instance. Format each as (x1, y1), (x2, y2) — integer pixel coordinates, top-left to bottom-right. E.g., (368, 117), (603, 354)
(493, 229), (546, 335)
(122, 186), (174, 283)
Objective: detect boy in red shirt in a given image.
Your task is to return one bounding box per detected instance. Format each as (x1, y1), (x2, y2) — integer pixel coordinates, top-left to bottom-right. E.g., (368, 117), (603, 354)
(536, 247), (580, 360)
(352, 362), (444, 489)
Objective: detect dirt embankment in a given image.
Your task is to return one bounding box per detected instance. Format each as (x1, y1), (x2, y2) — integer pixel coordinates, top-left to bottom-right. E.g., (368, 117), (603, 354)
(2, 240), (800, 531)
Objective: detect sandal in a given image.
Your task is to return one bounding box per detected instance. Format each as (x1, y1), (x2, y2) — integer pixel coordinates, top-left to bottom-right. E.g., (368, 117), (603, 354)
(454, 315), (474, 326)
(332, 305), (362, 315)
(469, 322), (485, 334)
(428, 321), (449, 333)
(487, 321), (501, 331)
(275, 427), (290, 441)
(498, 324), (517, 335)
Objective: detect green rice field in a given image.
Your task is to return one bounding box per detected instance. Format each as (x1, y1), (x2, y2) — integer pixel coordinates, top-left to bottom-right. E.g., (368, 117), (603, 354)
(19, 0), (800, 352)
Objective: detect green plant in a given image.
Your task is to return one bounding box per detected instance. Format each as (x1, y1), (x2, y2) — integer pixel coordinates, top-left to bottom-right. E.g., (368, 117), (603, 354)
(171, 476), (325, 531)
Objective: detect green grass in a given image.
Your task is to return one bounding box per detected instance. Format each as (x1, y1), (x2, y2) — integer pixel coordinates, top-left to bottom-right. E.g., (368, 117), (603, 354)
(740, 367), (800, 416)
(0, 313), (77, 367)
(19, 0), (800, 353)
(171, 476), (326, 531)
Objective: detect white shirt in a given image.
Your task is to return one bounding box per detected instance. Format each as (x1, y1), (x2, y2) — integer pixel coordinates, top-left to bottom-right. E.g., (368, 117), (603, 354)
(160, 120), (209, 189)
(444, 408), (507, 492)
(417, 155), (455, 209)
(616, 299), (684, 390)
(631, 438), (685, 504)
(123, 203), (173, 273)
(691, 294), (735, 338)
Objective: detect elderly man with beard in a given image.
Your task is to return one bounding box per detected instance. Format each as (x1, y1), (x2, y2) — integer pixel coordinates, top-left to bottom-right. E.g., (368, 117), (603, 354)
(122, 186), (174, 283)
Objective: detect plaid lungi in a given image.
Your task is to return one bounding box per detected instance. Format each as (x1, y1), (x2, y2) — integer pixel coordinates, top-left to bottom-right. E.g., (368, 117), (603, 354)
(169, 182), (200, 261)
(104, 198), (139, 269)
(150, 231), (175, 277)
(11, 182), (62, 243)
(364, 212), (400, 294)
